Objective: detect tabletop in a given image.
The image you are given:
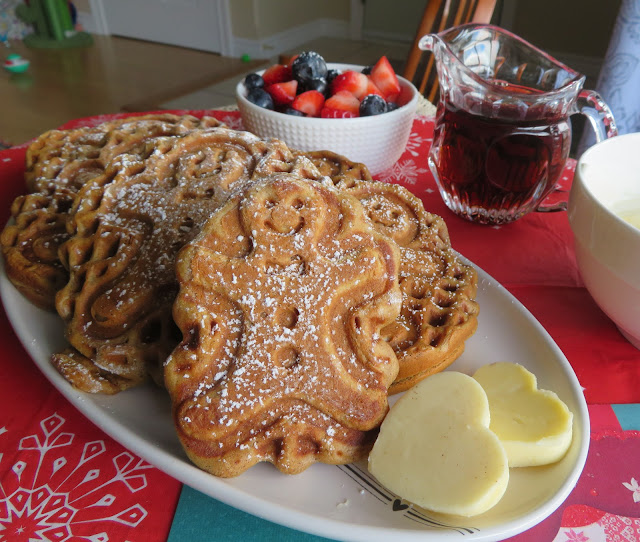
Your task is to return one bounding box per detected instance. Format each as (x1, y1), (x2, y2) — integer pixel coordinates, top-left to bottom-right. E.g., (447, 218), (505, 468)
(1, 109), (639, 542)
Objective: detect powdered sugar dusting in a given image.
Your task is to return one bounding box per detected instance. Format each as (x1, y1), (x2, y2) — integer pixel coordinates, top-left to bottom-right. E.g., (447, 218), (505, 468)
(167, 174), (403, 476)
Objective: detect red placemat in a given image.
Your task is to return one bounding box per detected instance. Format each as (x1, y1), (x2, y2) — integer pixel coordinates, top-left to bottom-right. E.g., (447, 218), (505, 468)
(0, 304), (182, 540)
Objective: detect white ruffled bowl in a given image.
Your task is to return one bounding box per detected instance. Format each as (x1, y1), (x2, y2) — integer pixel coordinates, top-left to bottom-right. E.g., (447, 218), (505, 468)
(236, 63), (419, 175)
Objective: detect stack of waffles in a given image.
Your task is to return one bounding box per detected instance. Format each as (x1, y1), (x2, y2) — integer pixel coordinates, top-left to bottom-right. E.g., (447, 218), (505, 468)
(1, 115), (479, 477)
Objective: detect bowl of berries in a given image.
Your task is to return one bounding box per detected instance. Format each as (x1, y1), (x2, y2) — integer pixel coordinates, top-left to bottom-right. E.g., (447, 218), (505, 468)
(236, 51), (419, 175)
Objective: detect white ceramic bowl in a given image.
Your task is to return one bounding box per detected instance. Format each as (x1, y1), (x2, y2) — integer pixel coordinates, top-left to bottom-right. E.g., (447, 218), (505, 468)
(568, 132), (640, 349)
(236, 63), (419, 175)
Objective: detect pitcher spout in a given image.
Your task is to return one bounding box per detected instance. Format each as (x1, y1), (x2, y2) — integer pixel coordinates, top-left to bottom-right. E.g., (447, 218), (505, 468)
(418, 33), (437, 53)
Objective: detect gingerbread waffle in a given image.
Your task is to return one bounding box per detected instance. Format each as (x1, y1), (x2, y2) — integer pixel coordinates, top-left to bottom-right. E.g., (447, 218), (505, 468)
(52, 127), (301, 393)
(1, 114), (221, 310)
(24, 114), (222, 192)
(344, 180), (479, 394)
(291, 149), (373, 188)
(165, 174), (402, 477)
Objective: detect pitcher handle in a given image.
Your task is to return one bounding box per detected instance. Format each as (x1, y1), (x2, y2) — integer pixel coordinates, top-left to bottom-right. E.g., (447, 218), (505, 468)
(575, 89), (618, 142)
(536, 89), (617, 213)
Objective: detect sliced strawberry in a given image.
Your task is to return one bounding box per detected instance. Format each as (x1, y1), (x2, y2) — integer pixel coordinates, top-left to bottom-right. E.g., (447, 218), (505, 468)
(262, 64), (292, 86)
(324, 90), (360, 115)
(365, 77), (384, 98)
(291, 90), (325, 117)
(320, 107), (358, 118)
(330, 70), (369, 99)
(286, 53), (299, 67)
(266, 80), (298, 106)
(370, 56), (401, 101)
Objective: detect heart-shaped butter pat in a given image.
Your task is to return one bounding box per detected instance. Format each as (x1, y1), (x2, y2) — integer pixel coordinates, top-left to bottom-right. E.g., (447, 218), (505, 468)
(368, 372), (508, 517)
(473, 362), (573, 468)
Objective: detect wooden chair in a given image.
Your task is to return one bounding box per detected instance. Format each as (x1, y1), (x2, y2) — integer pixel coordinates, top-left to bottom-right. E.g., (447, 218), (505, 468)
(403, 0), (498, 104)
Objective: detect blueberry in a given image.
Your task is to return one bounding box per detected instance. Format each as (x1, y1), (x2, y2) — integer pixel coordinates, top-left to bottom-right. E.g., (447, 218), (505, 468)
(326, 69), (340, 85)
(361, 65), (372, 75)
(247, 88), (274, 110)
(359, 94), (388, 117)
(291, 51), (327, 84)
(302, 77), (327, 94)
(284, 107), (305, 116)
(244, 73), (264, 90)
(386, 101), (399, 112)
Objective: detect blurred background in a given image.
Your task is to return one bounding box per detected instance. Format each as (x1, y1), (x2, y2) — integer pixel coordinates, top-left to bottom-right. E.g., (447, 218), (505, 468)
(0, 0), (623, 146)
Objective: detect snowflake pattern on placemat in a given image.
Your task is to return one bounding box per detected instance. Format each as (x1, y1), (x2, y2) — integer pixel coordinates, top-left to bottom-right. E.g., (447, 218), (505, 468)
(218, 114), (246, 130)
(375, 119), (432, 187)
(0, 414), (154, 541)
(377, 159), (430, 186)
(551, 505), (640, 541)
(403, 129), (432, 159)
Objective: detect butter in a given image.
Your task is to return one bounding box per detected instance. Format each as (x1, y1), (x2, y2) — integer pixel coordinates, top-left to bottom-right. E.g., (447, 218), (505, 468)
(473, 362), (573, 468)
(368, 372), (509, 517)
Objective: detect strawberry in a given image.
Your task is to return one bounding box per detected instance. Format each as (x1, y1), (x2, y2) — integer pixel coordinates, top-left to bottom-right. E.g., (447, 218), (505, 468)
(281, 53), (299, 67)
(330, 70), (369, 99)
(365, 78), (384, 98)
(262, 64), (292, 86)
(324, 90), (360, 115)
(320, 107), (358, 119)
(291, 90), (325, 117)
(266, 80), (298, 106)
(370, 56), (401, 101)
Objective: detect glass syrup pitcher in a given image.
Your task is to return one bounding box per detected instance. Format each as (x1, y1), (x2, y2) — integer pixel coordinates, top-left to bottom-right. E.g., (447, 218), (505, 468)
(420, 24), (617, 225)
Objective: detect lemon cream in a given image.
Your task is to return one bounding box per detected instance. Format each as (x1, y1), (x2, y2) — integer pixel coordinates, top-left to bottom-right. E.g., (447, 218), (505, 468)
(618, 209), (640, 230)
(368, 372), (509, 517)
(473, 362), (573, 468)
(612, 197), (640, 230)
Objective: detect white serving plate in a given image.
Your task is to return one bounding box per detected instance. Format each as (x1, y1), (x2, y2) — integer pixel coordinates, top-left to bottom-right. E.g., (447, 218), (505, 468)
(0, 256), (589, 541)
